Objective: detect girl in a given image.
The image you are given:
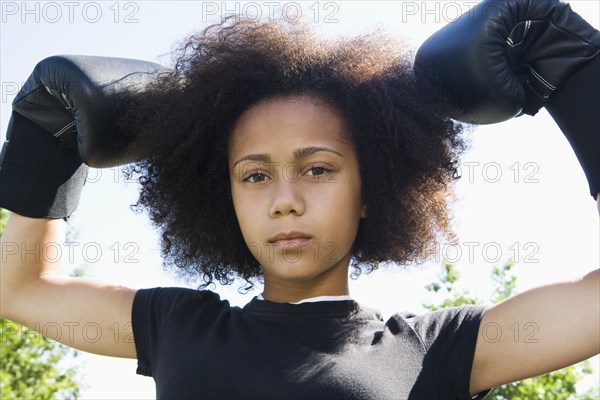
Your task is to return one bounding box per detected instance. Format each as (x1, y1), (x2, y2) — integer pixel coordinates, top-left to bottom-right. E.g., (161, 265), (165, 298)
(1, 5), (598, 400)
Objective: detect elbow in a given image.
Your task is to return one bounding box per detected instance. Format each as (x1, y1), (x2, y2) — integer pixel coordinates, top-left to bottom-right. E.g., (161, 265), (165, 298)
(582, 269), (600, 353)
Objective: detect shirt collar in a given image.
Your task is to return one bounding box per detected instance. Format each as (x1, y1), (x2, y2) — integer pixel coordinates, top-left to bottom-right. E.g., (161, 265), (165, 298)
(256, 293), (354, 304)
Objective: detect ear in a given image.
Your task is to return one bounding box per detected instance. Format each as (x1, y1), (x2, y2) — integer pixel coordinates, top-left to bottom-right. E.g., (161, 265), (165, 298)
(360, 204), (368, 218)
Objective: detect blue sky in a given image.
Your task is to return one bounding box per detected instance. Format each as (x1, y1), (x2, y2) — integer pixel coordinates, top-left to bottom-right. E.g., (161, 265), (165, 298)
(1, 1), (599, 398)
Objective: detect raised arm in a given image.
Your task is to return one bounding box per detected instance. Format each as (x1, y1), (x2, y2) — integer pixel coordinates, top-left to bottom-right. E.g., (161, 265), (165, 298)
(414, 0), (600, 394)
(470, 269), (600, 394)
(1, 213), (137, 358)
(0, 55), (165, 357)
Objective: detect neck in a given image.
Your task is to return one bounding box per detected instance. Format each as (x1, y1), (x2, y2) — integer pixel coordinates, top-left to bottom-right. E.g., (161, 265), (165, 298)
(261, 254), (351, 303)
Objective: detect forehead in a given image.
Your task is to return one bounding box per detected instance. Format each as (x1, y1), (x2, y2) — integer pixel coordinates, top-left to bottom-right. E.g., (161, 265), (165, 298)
(228, 95), (351, 158)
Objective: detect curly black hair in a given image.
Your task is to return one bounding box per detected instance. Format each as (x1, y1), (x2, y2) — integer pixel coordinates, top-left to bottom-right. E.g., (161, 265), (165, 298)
(121, 16), (467, 292)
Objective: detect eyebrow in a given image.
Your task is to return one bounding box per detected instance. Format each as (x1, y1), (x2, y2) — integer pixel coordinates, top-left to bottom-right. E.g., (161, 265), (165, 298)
(232, 146), (343, 169)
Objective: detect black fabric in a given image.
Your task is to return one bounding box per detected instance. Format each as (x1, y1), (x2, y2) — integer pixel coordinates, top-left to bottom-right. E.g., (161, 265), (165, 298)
(132, 287), (491, 399)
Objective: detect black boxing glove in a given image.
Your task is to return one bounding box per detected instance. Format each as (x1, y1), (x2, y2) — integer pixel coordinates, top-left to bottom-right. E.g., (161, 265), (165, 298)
(545, 48), (599, 199)
(414, 0), (600, 198)
(0, 55), (166, 219)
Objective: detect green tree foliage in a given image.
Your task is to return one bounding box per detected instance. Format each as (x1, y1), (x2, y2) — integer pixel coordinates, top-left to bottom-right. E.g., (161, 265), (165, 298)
(0, 208), (81, 399)
(425, 261), (600, 400)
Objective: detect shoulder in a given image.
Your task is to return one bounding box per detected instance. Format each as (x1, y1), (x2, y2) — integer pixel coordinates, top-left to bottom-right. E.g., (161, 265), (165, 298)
(399, 305), (487, 349)
(131, 287), (230, 349)
(133, 287), (227, 322)
(134, 286), (218, 304)
(405, 304), (487, 325)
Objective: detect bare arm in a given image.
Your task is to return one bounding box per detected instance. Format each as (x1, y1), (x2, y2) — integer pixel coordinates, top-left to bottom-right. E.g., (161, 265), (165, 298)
(0, 213), (137, 358)
(469, 268), (600, 395)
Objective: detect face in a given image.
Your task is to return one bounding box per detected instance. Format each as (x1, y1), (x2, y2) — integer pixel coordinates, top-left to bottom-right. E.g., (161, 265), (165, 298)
(228, 95), (367, 301)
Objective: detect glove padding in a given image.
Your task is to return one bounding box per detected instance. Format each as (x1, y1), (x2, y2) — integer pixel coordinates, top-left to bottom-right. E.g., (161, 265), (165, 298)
(13, 55), (167, 167)
(545, 55), (599, 199)
(415, 0), (600, 198)
(0, 113), (88, 219)
(0, 55), (167, 219)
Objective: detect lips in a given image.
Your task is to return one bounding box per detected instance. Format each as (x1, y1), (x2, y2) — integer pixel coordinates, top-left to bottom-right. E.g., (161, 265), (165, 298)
(268, 231), (312, 248)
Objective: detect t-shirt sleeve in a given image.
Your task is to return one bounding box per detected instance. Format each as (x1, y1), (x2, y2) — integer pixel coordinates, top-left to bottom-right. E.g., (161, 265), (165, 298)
(406, 305), (491, 400)
(131, 287), (219, 377)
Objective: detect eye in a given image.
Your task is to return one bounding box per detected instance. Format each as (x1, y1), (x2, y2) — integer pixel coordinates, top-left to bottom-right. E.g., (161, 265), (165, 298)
(305, 164), (334, 177)
(243, 172), (269, 183)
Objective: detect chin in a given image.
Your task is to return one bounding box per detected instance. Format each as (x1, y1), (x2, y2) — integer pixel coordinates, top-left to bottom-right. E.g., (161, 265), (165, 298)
(263, 261), (331, 282)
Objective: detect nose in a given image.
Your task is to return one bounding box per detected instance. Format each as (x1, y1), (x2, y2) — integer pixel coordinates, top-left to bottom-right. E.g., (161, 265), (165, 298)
(269, 178), (305, 217)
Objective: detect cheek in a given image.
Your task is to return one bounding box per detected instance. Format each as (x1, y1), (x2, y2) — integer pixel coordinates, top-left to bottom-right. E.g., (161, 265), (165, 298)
(337, 170), (363, 214)
(230, 186), (254, 236)
(318, 176), (363, 232)
(231, 187), (271, 247)
(340, 173), (364, 236)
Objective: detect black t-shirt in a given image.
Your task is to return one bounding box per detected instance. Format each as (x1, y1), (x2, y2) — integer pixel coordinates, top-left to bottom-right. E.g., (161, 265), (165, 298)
(132, 287), (491, 399)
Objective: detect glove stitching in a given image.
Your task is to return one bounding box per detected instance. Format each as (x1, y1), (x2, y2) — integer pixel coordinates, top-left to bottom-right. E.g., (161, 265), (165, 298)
(53, 120), (76, 141)
(506, 20), (531, 48)
(61, 93), (73, 110)
(525, 65), (557, 91)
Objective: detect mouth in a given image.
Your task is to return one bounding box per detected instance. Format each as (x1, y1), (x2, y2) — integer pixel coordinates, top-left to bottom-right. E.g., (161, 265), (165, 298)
(268, 232), (313, 248)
